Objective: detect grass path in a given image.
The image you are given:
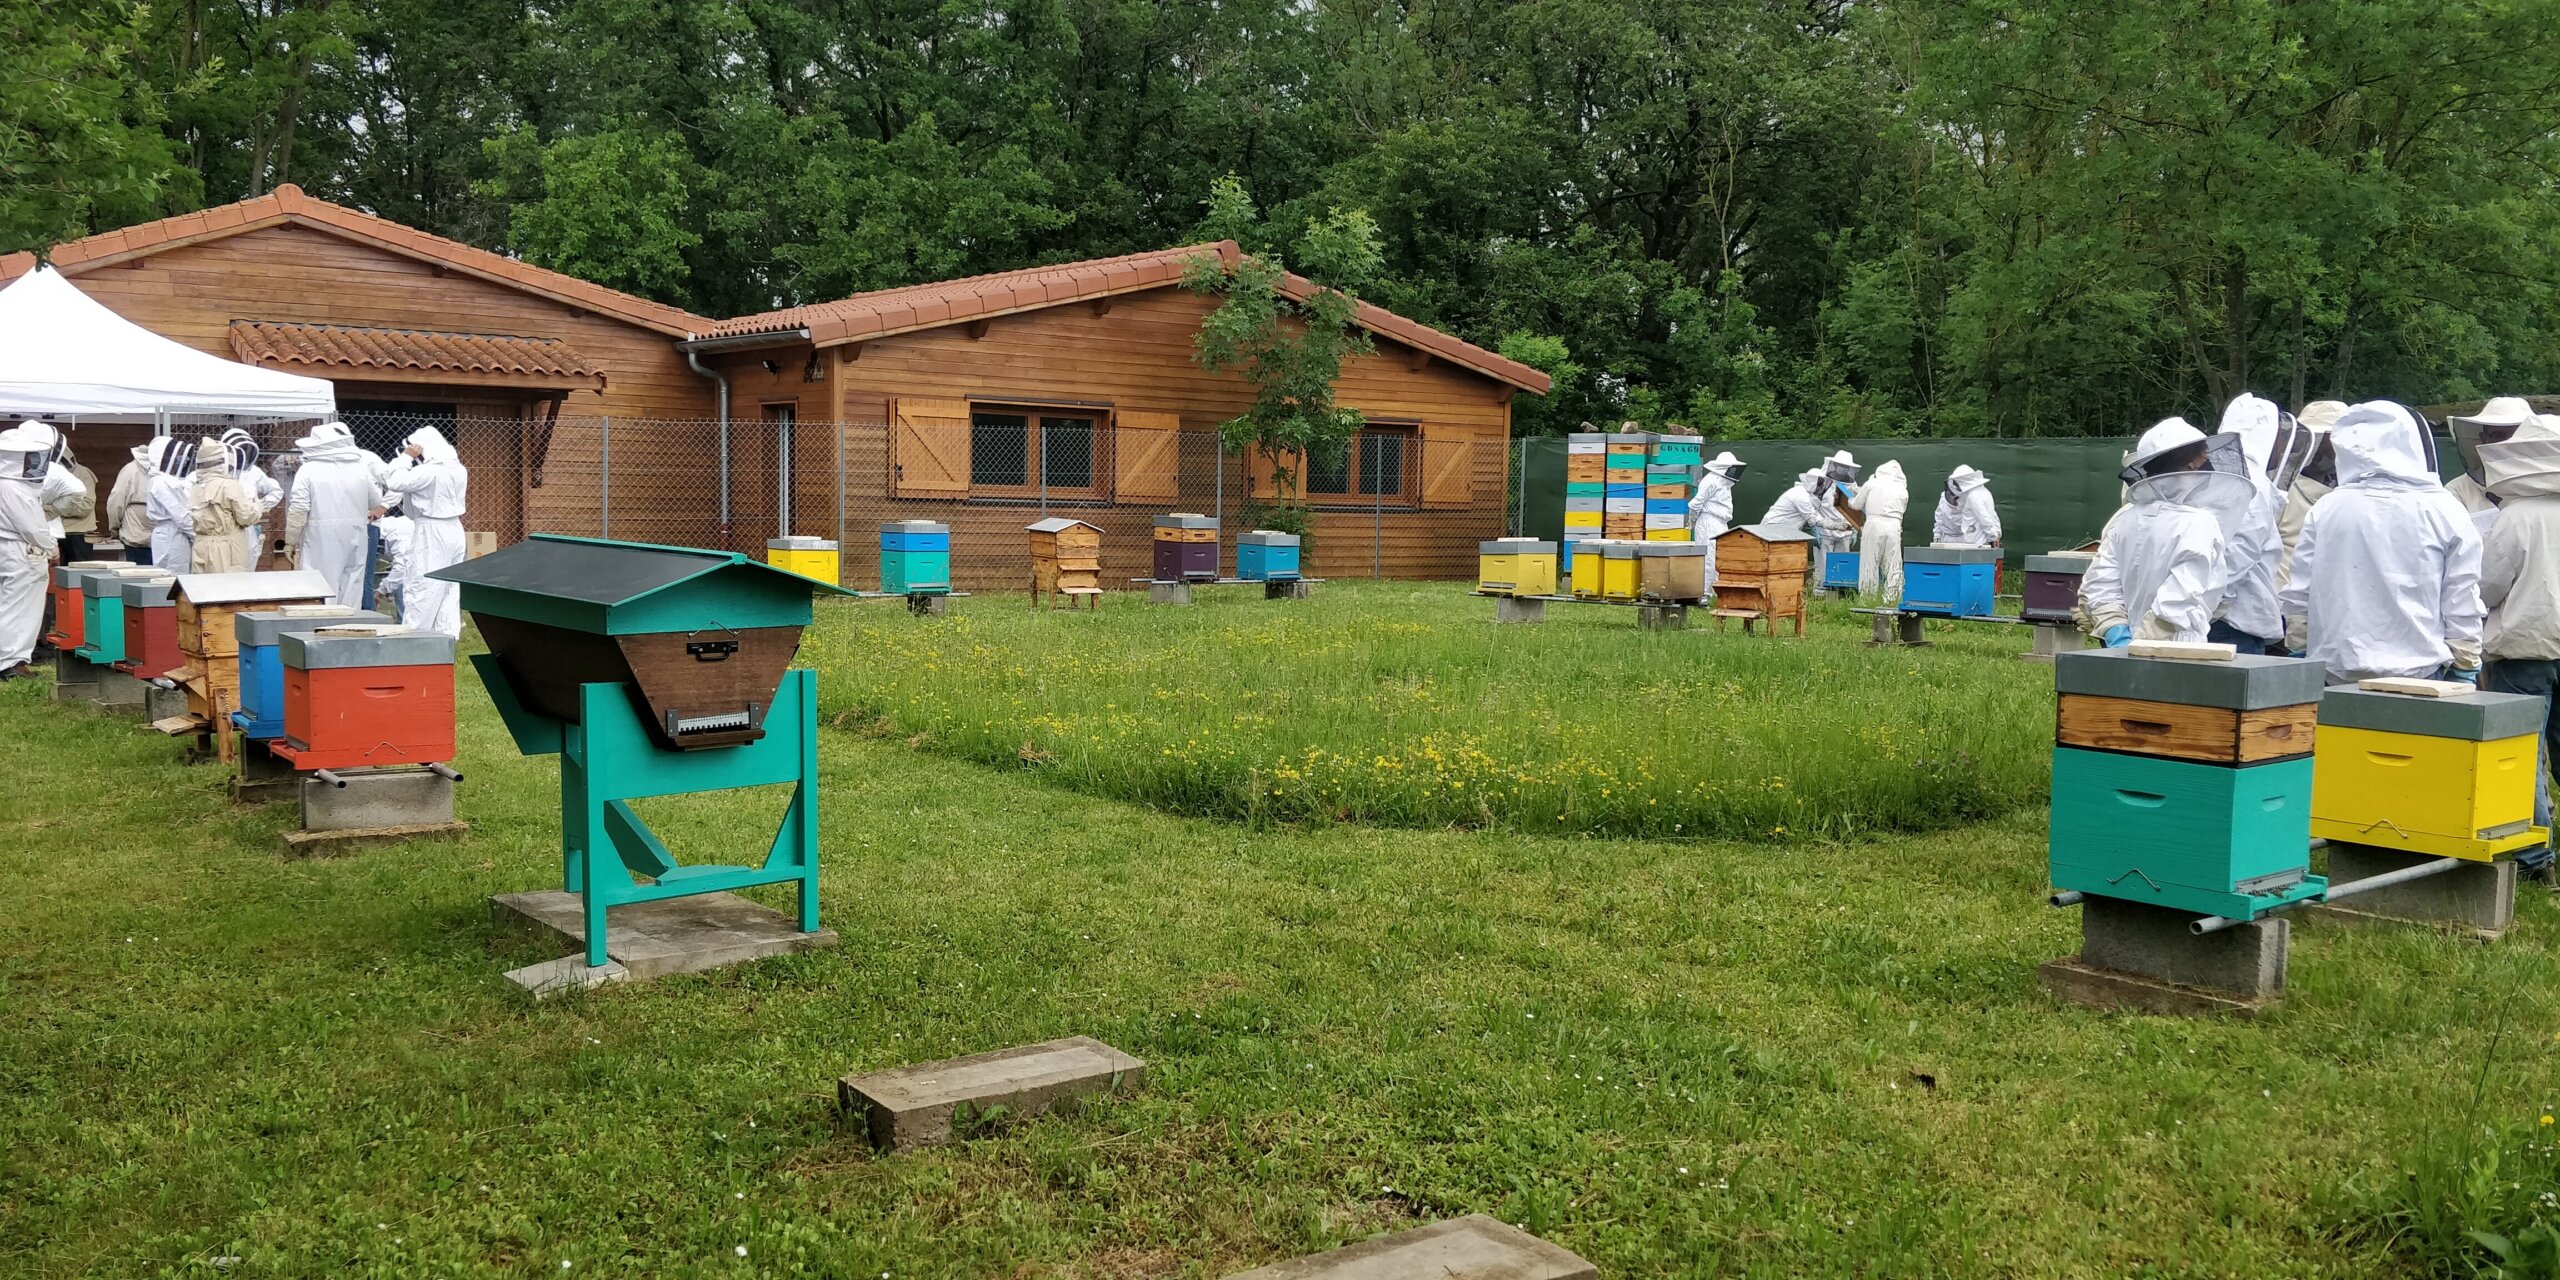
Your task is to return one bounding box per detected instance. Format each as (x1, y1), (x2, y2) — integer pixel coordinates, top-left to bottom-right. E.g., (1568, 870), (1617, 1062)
(1, 617), (2556, 1276)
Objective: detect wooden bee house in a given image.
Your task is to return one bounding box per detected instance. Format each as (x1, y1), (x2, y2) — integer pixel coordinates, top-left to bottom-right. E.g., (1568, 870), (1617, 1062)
(430, 534), (848, 970)
(1710, 525), (1810, 636)
(172, 569), (333, 756)
(2311, 685), (2548, 861)
(2049, 649), (2329, 919)
(1028, 517), (1103, 609)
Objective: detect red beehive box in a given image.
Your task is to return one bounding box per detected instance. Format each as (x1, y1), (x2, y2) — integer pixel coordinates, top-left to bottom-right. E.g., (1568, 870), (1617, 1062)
(269, 625), (457, 771)
(118, 575), (186, 678)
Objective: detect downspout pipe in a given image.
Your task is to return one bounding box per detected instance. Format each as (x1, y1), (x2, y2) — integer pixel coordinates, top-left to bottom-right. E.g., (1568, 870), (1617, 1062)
(680, 329), (810, 552)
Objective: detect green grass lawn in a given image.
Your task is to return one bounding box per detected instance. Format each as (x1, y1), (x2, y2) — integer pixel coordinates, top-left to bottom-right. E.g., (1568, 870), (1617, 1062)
(4, 584), (2559, 1278)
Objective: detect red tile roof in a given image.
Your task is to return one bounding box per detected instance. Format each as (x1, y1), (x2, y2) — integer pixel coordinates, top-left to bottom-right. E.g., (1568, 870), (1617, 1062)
(230, 320), (605, 388)
(700, 241), (1552, 394)
(0, 184), (709, 337)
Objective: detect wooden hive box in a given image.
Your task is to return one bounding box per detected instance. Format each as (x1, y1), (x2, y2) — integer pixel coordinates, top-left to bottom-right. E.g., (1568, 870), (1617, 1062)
(1150, 513), (1220, 582)
(1710, 524), (1811, 633)
(2311, 685), (2548, 860)
(1635, 543), (1710, 603)
(172, 570), (333, 749)
(1027, 517), (1104, 608)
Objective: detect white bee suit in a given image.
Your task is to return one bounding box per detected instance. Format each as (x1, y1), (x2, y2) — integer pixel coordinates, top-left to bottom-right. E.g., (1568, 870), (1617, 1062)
(2212, 394), (2288, 641)
(1856, 460), (1909, 599)
(1930, 465), (1999, 547)
(0, 424), (61, 669)
(378, 426), (467, 638)
(2081, 419), (2252, 643)
(1686, 452), (1745, 585)
(144, 436), (197, 571)
(2279, 402), (2484, 683)
(284, 423), (383, 608)
(222, 428), (282, 567)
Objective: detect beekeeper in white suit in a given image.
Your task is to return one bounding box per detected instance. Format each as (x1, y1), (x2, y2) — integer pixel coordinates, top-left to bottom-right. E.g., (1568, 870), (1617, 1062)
(283, 422), (383, 608)
(1686, 451), (1745, 582)
(0, 423), (56, 676)
(2280, 401), (2484, 684)
(2081, 418), (2255, 646)
(2275, 400), (2347, 652)
(377, 426), (467, 638)
(2448, 397), (2533, 537)
(145, 436), (198, 571)
(1855, 460), (1909, 599)
(2208, 394), (2288, 653)
(219, 427), (282, 568)
(1931, 465), (2000, 548)
(2476, 411), (2560, 879)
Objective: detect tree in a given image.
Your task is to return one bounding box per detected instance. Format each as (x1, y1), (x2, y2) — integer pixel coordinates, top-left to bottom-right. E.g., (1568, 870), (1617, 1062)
(1183, 176), (1383, 514)
(0, 0), (189, 253)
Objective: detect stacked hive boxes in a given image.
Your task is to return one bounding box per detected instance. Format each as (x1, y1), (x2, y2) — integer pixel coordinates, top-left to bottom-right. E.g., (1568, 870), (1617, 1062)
(880, 521), (952, 595)
(1603, 433), (1648, 540)
(1646, 435), (1701, 541)
(173, 571), (333, 735)
(2021, 553), (2092, 623)
(1903, 546), (2000, 617)
(1236, 531), (1301, 582)
(1709, 526), (1810, 632)
(1151, 514), (1220, 582)
(1476, 538), (1558, 597)
(2049, 650), (2330, 918)
(2311, 686), (2548, 860)
(1026, 518), (1103, 607)
(1561, 432), (1606, 577)
(234, 606), (393, 740)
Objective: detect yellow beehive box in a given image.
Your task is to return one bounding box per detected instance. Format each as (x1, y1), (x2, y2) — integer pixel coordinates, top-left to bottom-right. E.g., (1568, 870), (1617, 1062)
(1563, 510), (1603, 530)
(1600, 543), (1641, 601)
(766, 537), (841, 585)
(1645, 528), (1690, 541)
(1477, 539), (1558, 598)
(1570, 541), (1612, 597)
(2309, 686), (2545, 860)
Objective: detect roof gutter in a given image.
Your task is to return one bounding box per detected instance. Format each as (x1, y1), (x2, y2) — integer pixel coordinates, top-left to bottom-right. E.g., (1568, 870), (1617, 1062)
(683, 346), (734, 548)
(674, 328), (811, 354)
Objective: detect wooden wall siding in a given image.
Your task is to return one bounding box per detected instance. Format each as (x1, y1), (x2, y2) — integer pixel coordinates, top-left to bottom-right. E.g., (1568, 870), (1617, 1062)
(56, 224), (718, 423)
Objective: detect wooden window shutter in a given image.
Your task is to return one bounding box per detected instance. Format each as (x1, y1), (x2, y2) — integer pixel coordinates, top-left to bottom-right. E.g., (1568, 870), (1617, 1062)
(1419, 424), (1471, 509)
(890, 396), (972, 498)
(1246, 445), (1306, 500)
(1113, 411), (1182, 502)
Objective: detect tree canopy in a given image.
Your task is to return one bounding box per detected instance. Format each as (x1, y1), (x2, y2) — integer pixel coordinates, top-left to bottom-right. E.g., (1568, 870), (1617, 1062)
(13, 0), (2559, 437)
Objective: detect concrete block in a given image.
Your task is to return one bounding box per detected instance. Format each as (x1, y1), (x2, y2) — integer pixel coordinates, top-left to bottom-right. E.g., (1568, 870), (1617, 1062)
(1149, 581), (1193, 606)
(2309, 842), (2516, 940)
(90, 665), (144, 712)
(1222, 1215), (1597, 1280)
(839, 1036), (1146, 1152)
(1494, 597), (1547, 625)
(2044, 895), (2286, 1014)
(230, 738), (297, 804)
(501, 956), (631, 999)
(490, 889), (837, 982)
(1265, 578), (1311, 600)
(906, 593), (949, 617)
(2055, 648), (2328, 710)
(141, 683), (187, 722)
(1867, 612), (1928, 647)
(301, 767), (453, 832)
(52, 649), (100, 693)
(1637, 603), (1687, 631)
(2022, 622), (2085, 664)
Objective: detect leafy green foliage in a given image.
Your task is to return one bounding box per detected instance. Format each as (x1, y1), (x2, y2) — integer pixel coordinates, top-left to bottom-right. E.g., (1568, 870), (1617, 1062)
(0, 0), (189, 251)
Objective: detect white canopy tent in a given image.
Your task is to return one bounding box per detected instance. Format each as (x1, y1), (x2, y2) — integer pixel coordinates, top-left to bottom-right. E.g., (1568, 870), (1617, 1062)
(0, 265), (336, 424)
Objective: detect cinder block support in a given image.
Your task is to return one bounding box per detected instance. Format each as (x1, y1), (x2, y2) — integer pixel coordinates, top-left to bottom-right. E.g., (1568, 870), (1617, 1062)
(1148, 581), (1193, 606)
(1264, 578), (1311, 600)
(1638, 603), (1688, 631)
(51, 651), (100, 702)
(230, 738), (297, 804)
(2023, 622), (2085, 663)
(1222, 1215), (1597, 1280)
(2040, 894), (2287, 1016)
(301, 767), (454, 832)
(1897, 613), (1929, 646)
(839, 1036), (1147, 1151)
(140, 683), (187, 722)
(90, 665), (143, 713)
(2311, 842), (2517, 940)
(906, 593), (948, 617)
(1495, 596), (1547, 625)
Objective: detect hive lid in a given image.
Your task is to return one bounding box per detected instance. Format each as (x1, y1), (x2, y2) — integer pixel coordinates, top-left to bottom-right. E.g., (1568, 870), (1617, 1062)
(236, 606), (394, 648)
(121, 576), (177, 606)
(1153, 513), (1219, 529)
(2054, 648), (2329, 710)
(883, 520), (950, 535)
(2318, 685), (2545, 741)
(2024, 553), (2094, 574)
(86, 567), (170, 597)
(1566, 432), (1607, 443)
(1480, 538), (1555, 554)
(1907, 546), (2000, 564)
(1604, 431), (1654, 444)
(429, 534), (852, 636)
(1602, 542), (1640, 558)
(1721, 524), (1813, 543)
(174, 569), (332, 606)
(53, 563), (122, 589)
(279, 626), (456, 670)
(1025, 517), (1098, 534)
(1239, 530), (1301, 546)
(767, 536), (837, 551)
(1635, 543), (1708, 558)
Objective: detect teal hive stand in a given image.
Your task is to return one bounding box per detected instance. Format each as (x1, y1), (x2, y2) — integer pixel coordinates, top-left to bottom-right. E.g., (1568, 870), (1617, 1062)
(432, 535), (852, 969)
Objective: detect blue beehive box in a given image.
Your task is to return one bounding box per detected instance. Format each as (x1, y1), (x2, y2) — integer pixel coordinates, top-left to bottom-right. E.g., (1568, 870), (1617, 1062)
(1821, 550), (1860, 590)
(881, 520), (952, 594)
(1644, 498), (1688, 516)
(1236, 530), (1302, 581)
(1902, 546), (1998, 616)
(231, 605), (394, 738)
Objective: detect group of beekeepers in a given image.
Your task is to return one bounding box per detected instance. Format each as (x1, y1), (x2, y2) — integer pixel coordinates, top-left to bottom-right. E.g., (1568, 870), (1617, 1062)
(0, 420), (468, 679)
(1681, 445), (2003, 600)
(2085, 393), (2560, 877)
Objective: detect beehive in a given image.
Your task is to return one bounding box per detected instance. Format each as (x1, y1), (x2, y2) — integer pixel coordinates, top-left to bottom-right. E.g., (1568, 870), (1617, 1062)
(1151, 513), (1220, 582)
(1903, 546), (1999, 617)
(46, 561), (127, 652)
(173, 570), (332, 741)
(118, 575), (185, 679)
(1598, 541), (1641, 602)
(270, 626), (458, 772)
(1820, 551), (1860, 591)
(77, 568), (169, 666)
(1027, 517), (1103, 608)
(2049, 649), (2329, 918)
(1710, 525), (1811, 633)
(2311, 686), (2547, 860)
(1477, 538), (1557, 598)
(767, 536), (842, 586)
(1568, 538), (1609, 598)
(880, 521), (951, 595)
(1237, 530), (1302, 582)
(1636, 544), (1710, 602)
(2022, 553), (2092, 623)
(235, 605), (394, 739)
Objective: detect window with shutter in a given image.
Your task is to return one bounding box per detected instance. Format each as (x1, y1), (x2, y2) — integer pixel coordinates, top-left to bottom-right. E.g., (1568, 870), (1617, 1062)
(889, 397), (973, 498)
(1112, 411), (1182, 502)
(1419, 424), (1471, 509)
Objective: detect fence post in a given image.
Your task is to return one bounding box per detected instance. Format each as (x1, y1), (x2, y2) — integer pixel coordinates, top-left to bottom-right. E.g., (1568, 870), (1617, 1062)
(1513, 437), (1524, 537)
(1373, 436), (1385, 580)
(835, 417), (847, 588)
(599, 414), (611, 539)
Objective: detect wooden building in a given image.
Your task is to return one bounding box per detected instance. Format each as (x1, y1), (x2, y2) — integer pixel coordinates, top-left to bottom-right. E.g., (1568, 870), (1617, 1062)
(3, 192), (1549, 586)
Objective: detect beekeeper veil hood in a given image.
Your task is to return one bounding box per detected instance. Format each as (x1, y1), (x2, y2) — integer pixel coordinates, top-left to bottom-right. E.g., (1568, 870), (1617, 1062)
(1823, 450), (1859, 484)
(0, 422), (51, 482)
(1706, 451), (1746, 484)
(2450, 396), (2535, 485)
(2123, 417), (2253, 532)
(2330, 401), (2439, 490)
(2481, 413), (2560, 501)
(150, 435), (197, 478)
(219, 426), (259, 475)
(1944, 464), (1988, 501)
(402, 426), (458, 466)
(193, 436), (233, 479)
(2216, 393), (2283, 477)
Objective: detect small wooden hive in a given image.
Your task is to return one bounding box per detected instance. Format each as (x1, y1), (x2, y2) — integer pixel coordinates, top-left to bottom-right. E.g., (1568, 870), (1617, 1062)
(1903, 546), (1999, 617)
(2050, 649), (2330, 918)
(1150, 513), (1220, 582)
(2311, 685), (2548, 861)
(1711, 524), (1811, 634)
(234, 605), (394, 739)
(1636, 543), (1710, 602)
(79, 567), (169, 666)
(1236, 530), (1302, 582)
(431, 535), (854, 752)
(271, 625), (457, 772)
(172, 570), (333, 734)
(2021, 552), (2093, 622)
(46, 561), (125, 651)
(766, 536), (841, 586)
(1477, 538), (1557, 598)
(880, 521), (952, 595)
(118, 574), (185, 679)
(1027, 517), (1103, 608)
